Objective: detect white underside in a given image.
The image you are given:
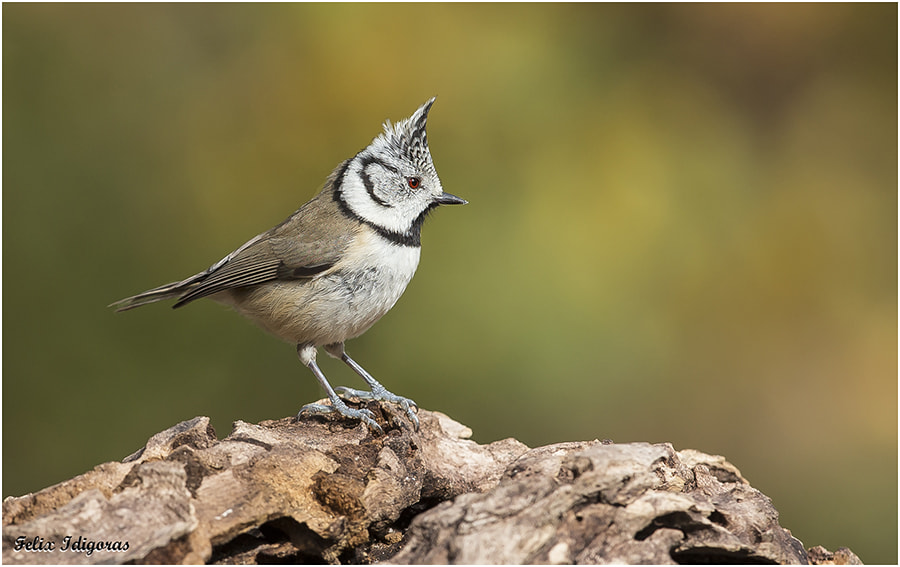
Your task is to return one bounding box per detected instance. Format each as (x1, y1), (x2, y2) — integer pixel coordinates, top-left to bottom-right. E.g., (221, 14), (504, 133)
(216, 229), (420, 347)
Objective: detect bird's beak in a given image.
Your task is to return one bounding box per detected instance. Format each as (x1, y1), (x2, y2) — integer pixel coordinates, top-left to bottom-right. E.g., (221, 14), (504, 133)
(436, 192), (468, 206)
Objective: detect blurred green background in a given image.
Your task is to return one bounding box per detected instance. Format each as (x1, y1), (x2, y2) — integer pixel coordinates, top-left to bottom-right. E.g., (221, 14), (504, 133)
(3, 3), (896, 563)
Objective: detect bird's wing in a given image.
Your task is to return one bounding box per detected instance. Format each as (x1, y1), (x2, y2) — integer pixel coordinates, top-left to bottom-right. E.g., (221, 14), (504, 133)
(173, 194), (355, 307)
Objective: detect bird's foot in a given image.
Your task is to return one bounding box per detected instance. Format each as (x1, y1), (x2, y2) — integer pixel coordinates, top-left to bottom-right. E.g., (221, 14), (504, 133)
(297, 398), (383, 433)
(335, 386), (419, 430)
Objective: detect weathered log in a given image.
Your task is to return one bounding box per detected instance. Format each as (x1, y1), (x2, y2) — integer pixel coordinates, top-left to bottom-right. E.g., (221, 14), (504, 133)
(2, 403), (860, 564)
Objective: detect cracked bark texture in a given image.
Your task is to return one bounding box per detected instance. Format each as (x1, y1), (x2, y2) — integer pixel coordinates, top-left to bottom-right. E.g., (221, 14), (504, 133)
(2, 404), (860, 565)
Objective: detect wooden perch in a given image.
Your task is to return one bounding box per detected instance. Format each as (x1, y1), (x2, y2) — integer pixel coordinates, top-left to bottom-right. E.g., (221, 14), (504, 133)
(2, 404), (861, 564)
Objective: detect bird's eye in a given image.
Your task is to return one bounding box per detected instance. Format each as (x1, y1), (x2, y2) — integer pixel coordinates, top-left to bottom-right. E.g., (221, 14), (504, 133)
(407, 177), (421, 189)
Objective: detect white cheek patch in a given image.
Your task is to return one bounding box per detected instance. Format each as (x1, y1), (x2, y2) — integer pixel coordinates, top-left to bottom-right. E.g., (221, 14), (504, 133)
(341, 167), (411, 234)
(361, 165), (391, 207)
(341, 164), (431, 236)
(362, 162), (406, 207)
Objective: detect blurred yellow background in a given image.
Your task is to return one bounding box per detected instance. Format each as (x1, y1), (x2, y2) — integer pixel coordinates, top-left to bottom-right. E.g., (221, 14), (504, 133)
(3, 3), (896, 563)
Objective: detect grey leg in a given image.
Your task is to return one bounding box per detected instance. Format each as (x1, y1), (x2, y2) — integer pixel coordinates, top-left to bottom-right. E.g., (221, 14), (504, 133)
(324, 343), (419, 430)
(295, 343), (382, 433)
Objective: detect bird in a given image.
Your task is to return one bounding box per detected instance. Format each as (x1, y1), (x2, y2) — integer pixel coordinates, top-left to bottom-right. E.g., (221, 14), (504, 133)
(110, 98), (466, 433)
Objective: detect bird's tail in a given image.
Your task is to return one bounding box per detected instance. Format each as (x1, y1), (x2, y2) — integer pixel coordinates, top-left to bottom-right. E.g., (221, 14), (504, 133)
(109, 279), (193, 312)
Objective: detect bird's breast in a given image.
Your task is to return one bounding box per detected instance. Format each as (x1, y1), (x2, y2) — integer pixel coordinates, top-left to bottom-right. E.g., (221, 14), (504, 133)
(222, 231), (421, 346)
(324, 233), (421, 321)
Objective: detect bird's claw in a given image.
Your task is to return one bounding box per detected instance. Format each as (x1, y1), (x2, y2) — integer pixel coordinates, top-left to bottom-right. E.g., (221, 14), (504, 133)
(335, 386), (420, 431)
(297, 400), (383, 433)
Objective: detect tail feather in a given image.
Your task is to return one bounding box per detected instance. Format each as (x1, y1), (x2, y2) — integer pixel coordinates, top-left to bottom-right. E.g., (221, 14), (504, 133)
(109, 280), (191, 312)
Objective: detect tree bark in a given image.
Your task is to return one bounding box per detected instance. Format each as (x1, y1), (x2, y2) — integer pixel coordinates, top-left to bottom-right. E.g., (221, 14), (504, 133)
(2, 404), (861, 564)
